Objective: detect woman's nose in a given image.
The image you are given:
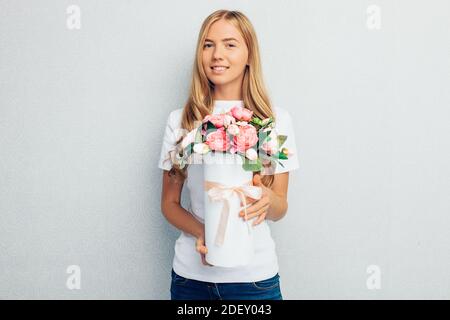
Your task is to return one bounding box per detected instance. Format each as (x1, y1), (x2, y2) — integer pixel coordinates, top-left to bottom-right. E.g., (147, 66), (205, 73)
(212, 44), (225, 60)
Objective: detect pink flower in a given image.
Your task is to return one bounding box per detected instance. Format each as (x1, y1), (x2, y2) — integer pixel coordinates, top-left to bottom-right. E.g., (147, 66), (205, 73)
(203, 114), (226, 128)
(230, 106), (253, 122)
(232, 124), (258, 153)
(261, 140), (278, 155)
(260, 130), (279, 154)
(205, 128), (231, 152)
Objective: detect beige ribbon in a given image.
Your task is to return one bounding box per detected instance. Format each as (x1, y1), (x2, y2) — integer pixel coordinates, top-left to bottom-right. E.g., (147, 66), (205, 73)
(204, 180), (262, 246)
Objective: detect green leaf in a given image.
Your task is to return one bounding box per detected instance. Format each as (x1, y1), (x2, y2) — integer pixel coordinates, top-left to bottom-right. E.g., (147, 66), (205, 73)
(257, 130), (271, 148)
(260, 130), (271, 140)
(277, 135), (287, 147)
(279, 152), (288, 160)
(242, 157), (262, 172)
(194, 127), (202, 144)
(251, 117), (262, 126)
(260, 117), (273, 127)
(183, 142), (195, 158)
(273, 151), (288, 160)
(206, 121), (216, 131)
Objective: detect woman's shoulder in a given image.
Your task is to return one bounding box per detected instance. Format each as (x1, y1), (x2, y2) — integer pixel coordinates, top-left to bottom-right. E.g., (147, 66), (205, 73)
(271, 106), (295, 131)
(168, 107), (184, 119)
(165, 108), (184, 128)
(272, 106), (292, 119)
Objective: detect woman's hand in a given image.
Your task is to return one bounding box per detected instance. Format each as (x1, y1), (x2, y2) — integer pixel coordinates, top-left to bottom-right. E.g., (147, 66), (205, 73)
(239, 173), (273, 226)
(195, 229), (213, 267)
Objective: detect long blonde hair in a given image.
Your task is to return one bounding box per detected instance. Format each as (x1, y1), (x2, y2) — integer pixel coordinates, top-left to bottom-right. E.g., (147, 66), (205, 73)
(169, 10), (275, 188)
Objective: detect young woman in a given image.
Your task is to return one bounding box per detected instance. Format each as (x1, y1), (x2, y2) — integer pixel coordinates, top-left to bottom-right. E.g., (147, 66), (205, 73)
(158, 9), (299, 300)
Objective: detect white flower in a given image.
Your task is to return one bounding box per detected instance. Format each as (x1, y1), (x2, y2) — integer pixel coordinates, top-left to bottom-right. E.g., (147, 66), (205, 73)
(236, 121), (248, 126)
(193, 143), (210, 154)
(223, 114), (236, 127)
(245, 148), (258, 161)
(227, 124), (240, 136)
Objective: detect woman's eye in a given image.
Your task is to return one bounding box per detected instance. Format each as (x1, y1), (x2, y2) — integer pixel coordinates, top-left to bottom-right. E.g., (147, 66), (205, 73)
(203, 43), (235, 48)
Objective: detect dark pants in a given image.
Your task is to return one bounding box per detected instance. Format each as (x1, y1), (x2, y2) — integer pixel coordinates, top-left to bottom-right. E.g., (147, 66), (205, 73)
(170, 268), (283, 300)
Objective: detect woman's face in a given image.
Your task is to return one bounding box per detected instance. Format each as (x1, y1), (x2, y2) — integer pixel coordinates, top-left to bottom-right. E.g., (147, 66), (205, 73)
(202, 19), (249, 89)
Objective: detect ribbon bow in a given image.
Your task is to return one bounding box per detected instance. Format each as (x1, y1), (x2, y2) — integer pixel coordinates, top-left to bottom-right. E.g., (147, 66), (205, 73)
(204, 180), (262, 246)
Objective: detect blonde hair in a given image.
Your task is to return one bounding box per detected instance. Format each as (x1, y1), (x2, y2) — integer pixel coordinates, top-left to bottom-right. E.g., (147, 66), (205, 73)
(169, 9), (275, 188)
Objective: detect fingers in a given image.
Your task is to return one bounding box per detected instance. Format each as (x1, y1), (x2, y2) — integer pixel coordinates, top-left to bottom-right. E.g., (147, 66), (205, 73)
(239, 196), (270, 217)
(239, 204), (269, 227)
(196, 246), (207, 255)
(197, 246), (207, 255)
(196, 238), (207, 255)
(196, 237), (213, 266)
(240, 196), (258, 207)
(201, 254), (213, 267)
(253, 174), (262, 186)
(244, 204), (269, 220)
(252, 210), (267, 226)
(201, 254), (207, 265)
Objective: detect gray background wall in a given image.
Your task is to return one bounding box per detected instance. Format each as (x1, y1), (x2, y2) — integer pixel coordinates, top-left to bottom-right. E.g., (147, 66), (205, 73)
(0, 0), (449, 299)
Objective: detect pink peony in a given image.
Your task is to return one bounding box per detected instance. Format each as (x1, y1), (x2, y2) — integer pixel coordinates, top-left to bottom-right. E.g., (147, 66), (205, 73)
(232, 124), (258, 153)
(230, 106), (253, 122)
(260, 129), (279, 154)
(261, 140), (278, 155)
(205, 128), (231, 152)
(203, 114), (226, 128)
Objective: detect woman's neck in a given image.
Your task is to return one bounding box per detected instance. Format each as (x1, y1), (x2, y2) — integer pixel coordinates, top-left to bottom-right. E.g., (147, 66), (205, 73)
(213, 82), (243, 101)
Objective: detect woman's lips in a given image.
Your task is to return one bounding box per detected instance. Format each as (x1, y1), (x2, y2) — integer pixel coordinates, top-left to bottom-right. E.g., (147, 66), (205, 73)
(211, 66), (229, 74)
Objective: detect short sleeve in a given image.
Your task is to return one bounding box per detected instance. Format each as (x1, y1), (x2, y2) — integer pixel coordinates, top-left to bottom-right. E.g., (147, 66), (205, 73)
(261, 107), (300, 175)
(157, 109), (183, 171)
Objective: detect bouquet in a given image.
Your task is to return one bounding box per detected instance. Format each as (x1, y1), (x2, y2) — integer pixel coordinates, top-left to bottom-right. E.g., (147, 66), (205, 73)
(174, 105), (292, 173)
(173, 105), (293, 267)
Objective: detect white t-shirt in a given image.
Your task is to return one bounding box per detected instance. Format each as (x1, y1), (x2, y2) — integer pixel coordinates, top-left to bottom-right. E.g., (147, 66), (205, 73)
(158, 100), (299, 283)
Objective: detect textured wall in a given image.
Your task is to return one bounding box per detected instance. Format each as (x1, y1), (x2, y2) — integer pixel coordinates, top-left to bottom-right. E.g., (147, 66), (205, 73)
(0, 0), (449, 299)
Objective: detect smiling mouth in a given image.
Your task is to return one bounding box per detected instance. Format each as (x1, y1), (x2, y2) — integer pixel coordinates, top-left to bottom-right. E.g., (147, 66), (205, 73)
(211, 66), (229, 71)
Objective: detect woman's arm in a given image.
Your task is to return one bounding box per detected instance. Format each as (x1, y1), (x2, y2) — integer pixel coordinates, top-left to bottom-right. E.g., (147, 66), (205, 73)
(265, 172), (289, 221)
(239, 172), (290, 225)
(161, 170), (211, 266)
(160, 170), (203, 239)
